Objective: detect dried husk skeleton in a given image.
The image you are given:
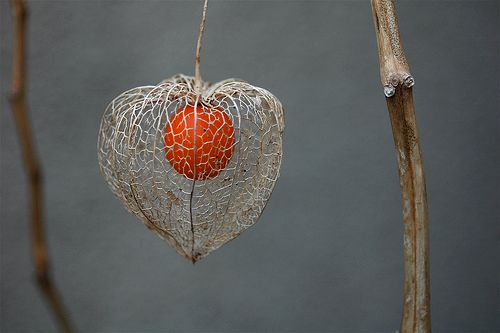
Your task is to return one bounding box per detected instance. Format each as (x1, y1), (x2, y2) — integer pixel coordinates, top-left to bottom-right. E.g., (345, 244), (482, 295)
(98, 75), (284, 261)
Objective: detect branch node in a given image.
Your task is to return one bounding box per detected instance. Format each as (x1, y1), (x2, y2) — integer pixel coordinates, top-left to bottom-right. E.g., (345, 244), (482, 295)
(30, 167), (42, 184)
(403, 74), (415, 88)
(389, 74), (400, 87)
(12, 0), (27, 18)
(8, 90), (25, 103)
(384, 84), (396, 98)
(36, 271), (50, 290)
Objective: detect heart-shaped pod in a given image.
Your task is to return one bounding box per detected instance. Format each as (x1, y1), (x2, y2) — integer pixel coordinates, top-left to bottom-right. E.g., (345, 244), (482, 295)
(98, 74), (284, 261)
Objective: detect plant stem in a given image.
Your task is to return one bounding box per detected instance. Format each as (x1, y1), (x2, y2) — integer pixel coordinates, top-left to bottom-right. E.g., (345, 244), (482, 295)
(370, 1), (431, 332)
(194, 0), (209, 93)
(8, 0), (74, 332)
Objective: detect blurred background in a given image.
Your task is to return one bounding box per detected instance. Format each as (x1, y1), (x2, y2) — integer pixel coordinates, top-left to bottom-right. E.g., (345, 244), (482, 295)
(1, 1), (498, 332)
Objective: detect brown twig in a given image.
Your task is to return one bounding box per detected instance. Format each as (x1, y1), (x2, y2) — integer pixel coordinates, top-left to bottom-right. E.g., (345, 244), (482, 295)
(370, 1), (431, 332)
(8, 0), (74, 332)
(194, 0), (209, 93)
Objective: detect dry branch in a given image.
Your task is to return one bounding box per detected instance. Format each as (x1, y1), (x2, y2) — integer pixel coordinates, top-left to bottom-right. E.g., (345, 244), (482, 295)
(8, 0), (74, 332)
(370, 1), (431, 332)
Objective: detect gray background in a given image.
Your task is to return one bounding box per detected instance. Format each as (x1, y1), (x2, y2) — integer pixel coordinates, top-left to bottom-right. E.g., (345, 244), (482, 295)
(1, 1), (498, 332)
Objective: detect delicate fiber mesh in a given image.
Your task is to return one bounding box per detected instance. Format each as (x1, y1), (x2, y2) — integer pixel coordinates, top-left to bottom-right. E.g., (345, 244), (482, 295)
(98, 74), (284, 261)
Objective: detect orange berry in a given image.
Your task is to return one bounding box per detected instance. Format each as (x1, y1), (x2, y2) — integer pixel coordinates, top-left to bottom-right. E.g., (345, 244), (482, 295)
(164, 104), (235, 180)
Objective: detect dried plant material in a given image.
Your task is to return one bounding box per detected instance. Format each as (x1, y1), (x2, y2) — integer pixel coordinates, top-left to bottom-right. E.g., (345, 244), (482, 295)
(98, 74), (284, 262)
(8, 0), (75, 331)
(371, 1), (430, 332)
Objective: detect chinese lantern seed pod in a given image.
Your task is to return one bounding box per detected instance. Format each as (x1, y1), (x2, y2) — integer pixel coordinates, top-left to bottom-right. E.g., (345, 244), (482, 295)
(97, 74), (285, 262)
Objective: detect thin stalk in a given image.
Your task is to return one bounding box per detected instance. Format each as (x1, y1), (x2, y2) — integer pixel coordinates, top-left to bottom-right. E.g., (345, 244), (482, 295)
(370, 1), (431, 332)
(8, 0), (74, 332)
(194, 0), (209, 93)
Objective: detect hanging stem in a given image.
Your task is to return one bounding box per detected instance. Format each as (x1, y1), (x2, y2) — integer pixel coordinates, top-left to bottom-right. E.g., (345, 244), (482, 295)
(8, 0), (74, 332)
(370, 1), (431, 332)
(194, 0), (209, 93)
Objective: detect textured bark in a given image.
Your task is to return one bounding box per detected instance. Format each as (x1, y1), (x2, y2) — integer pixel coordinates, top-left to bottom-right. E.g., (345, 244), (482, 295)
(370, 1), (431, 332)
(8, 0), (74, 332)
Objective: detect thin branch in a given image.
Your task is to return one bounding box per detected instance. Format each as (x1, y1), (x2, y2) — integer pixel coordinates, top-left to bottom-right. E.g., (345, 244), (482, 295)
(8, 0), (75, 332)
(194, 0), (209, 93)
(370, 1), (431, 332)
